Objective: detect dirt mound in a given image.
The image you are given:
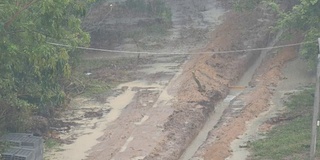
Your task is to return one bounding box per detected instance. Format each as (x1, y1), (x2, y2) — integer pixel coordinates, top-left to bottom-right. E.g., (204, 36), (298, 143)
(194, 38), (301, 160)
(144, 7), (276, 159)
(45, 1), (286, 160)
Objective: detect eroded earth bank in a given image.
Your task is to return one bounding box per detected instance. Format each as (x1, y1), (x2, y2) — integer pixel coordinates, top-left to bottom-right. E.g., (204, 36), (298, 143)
(45, 0), (312, 160)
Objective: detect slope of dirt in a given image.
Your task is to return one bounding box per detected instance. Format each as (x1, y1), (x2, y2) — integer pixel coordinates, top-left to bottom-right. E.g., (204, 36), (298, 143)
(45, 1), (283, 160)
(191, 37), (304, 160)
(83, 0), (228, 57)
(143, 7), (278, 160)
(228, 48), (314, 160)
(46, 1), (227, 160)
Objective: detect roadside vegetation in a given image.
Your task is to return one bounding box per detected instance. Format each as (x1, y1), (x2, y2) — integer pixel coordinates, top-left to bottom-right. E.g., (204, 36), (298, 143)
(233, 0), (320, 159)
(73, 0), (173, 97)
(0, 0), (172, 149)
(249, 89), (320, 159)
(234, 0), (320, 69)
(70, 56), (142, 97)
(0, 0), (94, 133)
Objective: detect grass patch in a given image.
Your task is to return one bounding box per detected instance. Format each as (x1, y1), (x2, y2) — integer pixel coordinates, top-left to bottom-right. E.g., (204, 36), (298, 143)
(68, 59), (116, 97)
(45, 138), (60, 150)
(81, 80), (115, 97)
(68, 56), (141, 97)
(249, 88), (320, 160)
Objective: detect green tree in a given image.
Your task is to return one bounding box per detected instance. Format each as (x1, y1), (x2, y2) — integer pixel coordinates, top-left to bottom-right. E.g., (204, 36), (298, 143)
(277, 0), (320, 69)
(233, 0), (320, 69)
(0, 0), (92, 132)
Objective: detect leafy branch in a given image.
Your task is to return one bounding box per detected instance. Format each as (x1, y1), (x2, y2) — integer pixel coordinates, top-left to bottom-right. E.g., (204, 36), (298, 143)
(4, 0), (39, 29)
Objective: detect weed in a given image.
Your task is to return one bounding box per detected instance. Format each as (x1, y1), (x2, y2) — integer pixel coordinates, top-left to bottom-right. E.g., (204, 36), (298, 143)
(249, 88), (320, 160)
(67, 56), (141, 97)
(45, 138), (60, 149)
(285, 89), (314, 112)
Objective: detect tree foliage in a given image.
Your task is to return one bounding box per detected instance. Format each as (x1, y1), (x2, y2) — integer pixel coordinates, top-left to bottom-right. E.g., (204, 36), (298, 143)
(277, 0), (320, 69)
(0, 0), (92, 132)
(233, 0), (320, 69)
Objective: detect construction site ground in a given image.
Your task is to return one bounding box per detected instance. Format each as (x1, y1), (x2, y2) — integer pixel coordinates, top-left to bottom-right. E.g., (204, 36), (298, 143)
(45, 0), (315, 160)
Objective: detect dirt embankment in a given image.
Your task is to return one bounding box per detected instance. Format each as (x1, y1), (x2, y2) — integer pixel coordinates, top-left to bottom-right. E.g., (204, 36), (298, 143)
(144, 7), (277, 160)
(46, 1), (285, 160)
(193, 40), (299, 160)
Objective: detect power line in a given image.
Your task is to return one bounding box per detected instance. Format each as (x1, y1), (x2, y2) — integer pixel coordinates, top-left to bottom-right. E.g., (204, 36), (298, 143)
(47, 40), (317, 55)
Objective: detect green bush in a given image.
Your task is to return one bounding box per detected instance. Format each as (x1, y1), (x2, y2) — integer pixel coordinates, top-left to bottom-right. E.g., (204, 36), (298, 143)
(0, 0), (92, 133)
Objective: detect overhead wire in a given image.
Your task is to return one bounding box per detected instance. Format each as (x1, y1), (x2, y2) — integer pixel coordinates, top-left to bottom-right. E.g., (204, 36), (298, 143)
(47, 40), (318, 55)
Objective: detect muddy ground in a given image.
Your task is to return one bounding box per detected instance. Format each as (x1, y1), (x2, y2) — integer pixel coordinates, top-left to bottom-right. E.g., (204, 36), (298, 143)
(45, 0), (314, 160)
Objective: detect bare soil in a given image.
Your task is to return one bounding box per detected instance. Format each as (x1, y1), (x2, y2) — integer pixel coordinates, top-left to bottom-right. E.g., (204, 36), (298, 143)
(143, 9), (275, 159)
(193, 42), (297, 160)
(45, 1), (313, 160)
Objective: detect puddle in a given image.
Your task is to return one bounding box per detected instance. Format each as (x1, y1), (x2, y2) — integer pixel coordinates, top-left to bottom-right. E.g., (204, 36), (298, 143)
(105, 87), (136, 122)
(130, 156), (145, 160)
(224, 95), (237, 102)
(47, 81), (165, 160)
(119, 136), (134, 152)
(134, 115), (149, 125)
(47, 52), (186, 160)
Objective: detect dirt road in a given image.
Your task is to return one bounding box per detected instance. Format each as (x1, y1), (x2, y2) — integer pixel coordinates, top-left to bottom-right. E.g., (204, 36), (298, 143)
(45, 0), (313, 160)
(46, 0), (228, 159)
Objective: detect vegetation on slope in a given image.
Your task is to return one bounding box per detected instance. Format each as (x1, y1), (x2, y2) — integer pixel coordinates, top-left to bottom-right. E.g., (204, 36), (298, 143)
(234, 0), (320, 69)
(233, 0), (320, 159)
(249, 89), (320, 159)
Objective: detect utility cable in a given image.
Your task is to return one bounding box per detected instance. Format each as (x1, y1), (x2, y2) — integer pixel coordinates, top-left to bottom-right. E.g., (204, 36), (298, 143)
(47, 40), (317, 55)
